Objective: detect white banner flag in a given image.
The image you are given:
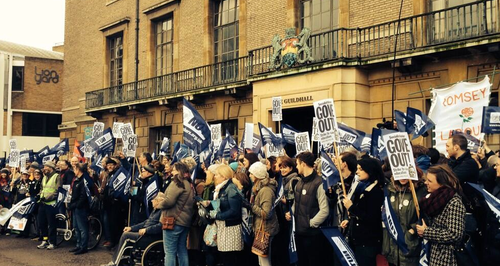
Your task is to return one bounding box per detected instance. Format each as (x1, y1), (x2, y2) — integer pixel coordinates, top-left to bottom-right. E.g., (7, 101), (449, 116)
(429, 76), (491, 153)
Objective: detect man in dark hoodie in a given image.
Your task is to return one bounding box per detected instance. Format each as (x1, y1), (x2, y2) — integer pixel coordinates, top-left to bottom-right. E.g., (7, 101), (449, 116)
(446, 134), (479, 186)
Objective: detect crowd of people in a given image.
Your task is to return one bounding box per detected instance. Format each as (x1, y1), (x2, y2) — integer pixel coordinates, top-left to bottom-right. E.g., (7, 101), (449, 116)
(1, 133), (500, 266)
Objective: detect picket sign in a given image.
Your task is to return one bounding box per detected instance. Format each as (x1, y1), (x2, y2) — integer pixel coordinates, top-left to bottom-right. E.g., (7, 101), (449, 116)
(123, 134), (138, 158)
(113, 122), (124, 138)
(272, 97), (282, 122)
(92, 122), (105, 138)
(294, 132), (310, 153)
(244, 123), (254, 149)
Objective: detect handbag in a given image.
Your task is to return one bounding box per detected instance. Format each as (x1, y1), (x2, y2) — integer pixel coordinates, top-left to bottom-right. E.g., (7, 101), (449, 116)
(162, 187), (193, 230)
(203, 223), (218, 247)
(251, 212), (270, 257)
(454, 234), (479, 266)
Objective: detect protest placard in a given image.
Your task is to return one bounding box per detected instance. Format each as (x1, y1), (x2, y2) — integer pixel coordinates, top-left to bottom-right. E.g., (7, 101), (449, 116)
(9, 149), (20, 168)
(244, 123), (254, 149)
(272, 97), (282, 121)
(120, 123), (134, 139)
(295, 132), (311, 153)
(123, 134), (138, 157)
(382, 132), (418, 181)
(313, 99), (339, 145)
(92, 122), (105, 138)
(113, 122), (124, 138)
(9, 139), (17, 150)
(211, 124), (222, 144)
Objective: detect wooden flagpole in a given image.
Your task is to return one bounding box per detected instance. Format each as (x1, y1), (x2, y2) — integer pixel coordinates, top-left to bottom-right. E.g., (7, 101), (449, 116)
(332, 141), (347, 197)
(409, 180), (420, 219)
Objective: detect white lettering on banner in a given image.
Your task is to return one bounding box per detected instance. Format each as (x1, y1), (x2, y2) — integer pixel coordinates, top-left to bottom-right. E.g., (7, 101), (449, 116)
(331, 237), (357, 266)
(95, 133), (112, 147)
(266, 144), (284, 158)
(42, 154), (56, 164)
(183, 106), (207, 143)
(146, 181), (158, 199)
(272, 97), (282, 122)
(339, 129), (357, 144)
(295, 132), (310, 153)
(123, 134), (138, 157)
(113, 122), (124, 138)
(429, 76), (491, 153)
(313, 99), (339, 145)
(384, 198), (398, 239)
(382, 132), (418, 181)
(120, 123), (134, 139)
(210, 124), (222, 143)
(312, 117), (320, 141)
(113, 172), (127, 190)
(83, 139), (94, 158)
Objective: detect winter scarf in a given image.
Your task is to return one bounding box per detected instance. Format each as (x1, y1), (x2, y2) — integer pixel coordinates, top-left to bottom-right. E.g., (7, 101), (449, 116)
(419, 186), (456, 218)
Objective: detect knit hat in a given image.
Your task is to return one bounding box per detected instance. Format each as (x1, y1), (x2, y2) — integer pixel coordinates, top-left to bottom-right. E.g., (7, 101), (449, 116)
(44, 161), (56, 169)
(142, 165), (155, 174)
(207, 164), (220, 174)
(0, 168), (10, 175)
(248, 162), (268, 180)
(21, 169), (29, 175)
(229, 162), (239, 172)
(30, 162), (40, 170)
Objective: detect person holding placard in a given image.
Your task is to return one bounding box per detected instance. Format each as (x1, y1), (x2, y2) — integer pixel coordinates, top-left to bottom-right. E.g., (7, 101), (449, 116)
(416, 165), (466, 266)
(341, 158), (384, 266)
(382, 169), (426, 266)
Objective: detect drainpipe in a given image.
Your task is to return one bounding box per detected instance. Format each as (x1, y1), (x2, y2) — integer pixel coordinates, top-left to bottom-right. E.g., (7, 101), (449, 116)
(135, 0), (140, 99)
(6, 54), (13, 152)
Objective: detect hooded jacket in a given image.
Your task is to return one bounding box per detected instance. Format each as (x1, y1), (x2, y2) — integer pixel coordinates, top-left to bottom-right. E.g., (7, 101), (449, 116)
(158, 177), (195, 228)
(251, 177), (280, 236)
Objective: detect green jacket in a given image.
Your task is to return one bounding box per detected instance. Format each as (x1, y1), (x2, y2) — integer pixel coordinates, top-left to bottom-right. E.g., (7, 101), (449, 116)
(382, 181), (426, 266)
(251, 178), (280, 237)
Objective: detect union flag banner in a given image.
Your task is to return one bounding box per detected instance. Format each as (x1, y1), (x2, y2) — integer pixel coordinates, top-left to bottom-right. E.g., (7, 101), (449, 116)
(428, 76), (490, 153)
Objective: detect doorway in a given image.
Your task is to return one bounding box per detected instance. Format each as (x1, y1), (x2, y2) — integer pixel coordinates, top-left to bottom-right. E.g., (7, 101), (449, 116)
(278, 105), (317, 156)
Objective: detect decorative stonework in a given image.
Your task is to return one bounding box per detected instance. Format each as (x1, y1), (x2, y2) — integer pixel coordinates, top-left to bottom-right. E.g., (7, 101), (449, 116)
(271, 28), (314, 69)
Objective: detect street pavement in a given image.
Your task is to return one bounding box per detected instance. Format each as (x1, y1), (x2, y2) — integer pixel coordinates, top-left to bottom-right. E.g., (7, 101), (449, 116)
(0, 235), (113, 266)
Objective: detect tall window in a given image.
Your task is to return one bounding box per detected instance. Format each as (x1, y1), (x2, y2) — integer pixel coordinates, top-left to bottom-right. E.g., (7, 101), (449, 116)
(214, 0), (239, 63)
(109, 33), (123, 87)
(301, 0), (339, 33)
(150, 126), (172, 155)
(155, 16), (174, 76)
(12, 66), (24, 91)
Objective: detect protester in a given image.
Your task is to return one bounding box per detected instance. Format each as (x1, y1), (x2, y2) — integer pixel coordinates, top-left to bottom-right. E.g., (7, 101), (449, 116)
(285, 151), (329, 266)
(68, 163), (90, 255)
(131, 165), (157, 225)
(101, 158), (121, 248)
(341, 157), (384, 266)
(158, 162), (195, 266)
(12, 170), (30, 203)
(37, 161), (61, 250)
(417, 165), (466, 266)
(248, 162), (279, 266)
(332, 152), (357, 228)
(241, 153), (259, 175)
(482, 157), (500, 264)
(101, 192), (165, 266)
(446, 134), (479, 185)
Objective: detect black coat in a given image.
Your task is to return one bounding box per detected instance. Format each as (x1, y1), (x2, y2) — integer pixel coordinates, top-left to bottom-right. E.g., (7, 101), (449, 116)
(347, 180), (384, 247)
(69, 175), (89, 210)
(448, 150), (479, 184)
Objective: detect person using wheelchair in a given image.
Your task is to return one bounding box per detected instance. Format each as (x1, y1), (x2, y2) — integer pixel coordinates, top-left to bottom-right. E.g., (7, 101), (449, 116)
(101, 191), (165, 266)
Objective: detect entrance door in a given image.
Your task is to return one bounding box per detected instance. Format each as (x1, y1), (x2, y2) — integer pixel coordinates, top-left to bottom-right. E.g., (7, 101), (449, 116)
(279, 106), (317, 156)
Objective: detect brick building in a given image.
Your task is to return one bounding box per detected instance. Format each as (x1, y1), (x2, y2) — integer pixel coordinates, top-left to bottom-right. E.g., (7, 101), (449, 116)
(0, 40), (64, 155)
(62, 0), (500, 153)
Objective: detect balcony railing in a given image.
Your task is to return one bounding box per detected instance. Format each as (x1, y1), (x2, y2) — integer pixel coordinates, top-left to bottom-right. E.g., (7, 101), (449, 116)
(86, 57), (248, 109)
(86, 0), (499, 110)
(249, 0), (498, 74)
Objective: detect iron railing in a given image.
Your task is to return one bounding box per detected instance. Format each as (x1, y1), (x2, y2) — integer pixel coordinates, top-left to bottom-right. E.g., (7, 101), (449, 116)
(248, 0), (498, 74)
(87, 0), (499, 110)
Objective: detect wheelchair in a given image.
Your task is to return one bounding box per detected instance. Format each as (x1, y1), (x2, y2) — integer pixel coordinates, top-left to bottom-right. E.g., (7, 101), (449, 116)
(116, 234), (164, 266)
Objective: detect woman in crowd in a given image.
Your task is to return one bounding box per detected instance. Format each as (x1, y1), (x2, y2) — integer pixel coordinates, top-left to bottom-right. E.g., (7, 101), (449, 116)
(280, 156), (300, 206)
(68, 163), (90, 255)
(12, 170), (30, 203)
(242, 153), (259, 175)
(265, 156), (278, 179)
(248, 162), (280, 266)
(417, 165), (466, 266)
(342, 158), (384, 266)
(382, 168), (426, 266)
(210, 164), (244, 266)
(158, 162), (195, 266)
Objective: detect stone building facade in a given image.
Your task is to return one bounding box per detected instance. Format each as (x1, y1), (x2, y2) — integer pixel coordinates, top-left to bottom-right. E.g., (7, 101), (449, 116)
(62, 0), (500, 153)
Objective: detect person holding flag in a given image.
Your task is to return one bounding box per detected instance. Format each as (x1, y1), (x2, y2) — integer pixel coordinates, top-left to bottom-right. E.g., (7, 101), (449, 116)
(284, 151), (329, 266)
(382, 170), (427, 266)
(416, 165), (466, 266)
(341, 157), (384, 266)
(131, 165), (158, 225)
(36, 161), (61, 250)
(68, 163), (90, 255)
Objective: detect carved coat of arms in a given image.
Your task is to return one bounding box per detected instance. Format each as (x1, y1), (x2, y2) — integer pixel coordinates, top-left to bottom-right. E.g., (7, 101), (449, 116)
(271, 28), (314, 69)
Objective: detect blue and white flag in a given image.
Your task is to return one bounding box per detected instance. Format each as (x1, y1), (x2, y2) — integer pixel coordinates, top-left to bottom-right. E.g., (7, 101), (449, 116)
(144, 174), (159, 217)
(382, 187), (409, 255)
(55, 186), (68, 209)
(273, 173), (284, 209)
(360, 133), (372, 153)
(108, 166), (131, 202)
(258, 123), (286, 148)
(12, 197), (36, 219)
(406, 107), (435, 140)
(216, 130), (238, 160)
(394, 110), (407, 132)
(320, 151), (340, 190)
(419, 237), (430, 266)
(321, 227), (358, 266)
(281, 123), (300, 145)
(337, 123), (367, 152)
(371, 128), (389, 160)
(289, 209), (298, 264)
(49, 138), (69, 156)
(0, 197), (35, 226)
(82, 173), (95, 207)
(481, 106), (500, 134)
(35, 146), (51, 164)
(183, 98), (212, 154)
(468, 183), (500, 222)
(171, 142), (191, 164)
(89, 128), (115, 154)
(452, 131), (481, 153)
(20, 150), (34, 163)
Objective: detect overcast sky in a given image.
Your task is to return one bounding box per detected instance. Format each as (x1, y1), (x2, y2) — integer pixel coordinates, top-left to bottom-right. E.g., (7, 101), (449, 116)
(0, 0), (65, 51)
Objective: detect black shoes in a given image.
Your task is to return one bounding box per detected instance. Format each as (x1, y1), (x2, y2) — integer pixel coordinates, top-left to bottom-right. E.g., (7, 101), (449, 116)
(73, 248), (88, 255)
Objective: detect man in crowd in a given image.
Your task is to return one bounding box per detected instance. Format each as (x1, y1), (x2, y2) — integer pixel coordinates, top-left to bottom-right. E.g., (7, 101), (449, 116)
(446, 134), (479, 185)
(285, 151), (329, 266)
(37, 161), (61, 250)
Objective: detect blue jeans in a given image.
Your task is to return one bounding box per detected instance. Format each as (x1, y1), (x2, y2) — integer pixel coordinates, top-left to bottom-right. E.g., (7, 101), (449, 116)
(73, 208), (89, 250)
(163, 225), (190, 266)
